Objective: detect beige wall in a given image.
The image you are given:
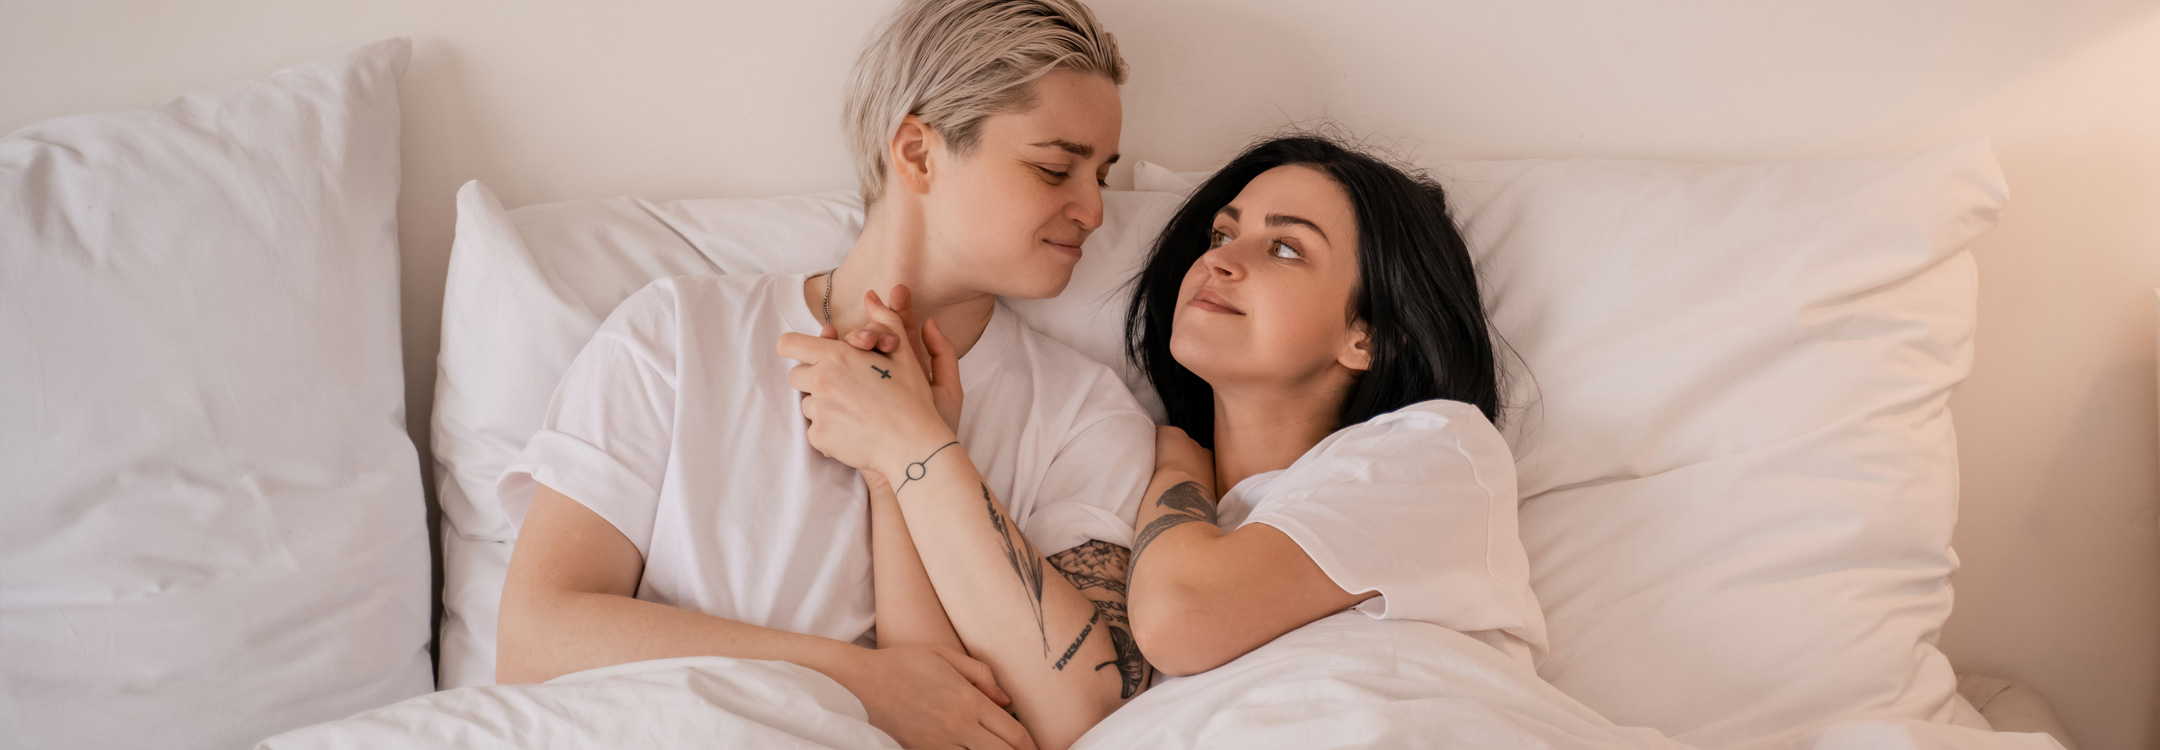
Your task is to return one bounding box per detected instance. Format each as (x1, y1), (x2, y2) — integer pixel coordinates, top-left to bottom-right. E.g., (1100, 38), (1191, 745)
(5, 1), (2156, 746)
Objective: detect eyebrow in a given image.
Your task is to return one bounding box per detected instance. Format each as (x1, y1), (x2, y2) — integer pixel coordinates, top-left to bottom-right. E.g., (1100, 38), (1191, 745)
(1031, 139), (1119, 164)
(1217, 205), (1330, 242)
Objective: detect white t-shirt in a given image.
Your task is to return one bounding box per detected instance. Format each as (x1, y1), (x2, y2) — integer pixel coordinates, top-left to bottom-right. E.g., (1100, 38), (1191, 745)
(1212, 399), (1548, 669)
(497, 273), (1155, 647)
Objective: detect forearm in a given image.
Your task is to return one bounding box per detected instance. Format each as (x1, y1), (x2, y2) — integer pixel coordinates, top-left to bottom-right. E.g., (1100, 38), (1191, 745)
(884, 438), (1126, 750)
(869, 479), (967, 652)
(496, 585), (859, 686)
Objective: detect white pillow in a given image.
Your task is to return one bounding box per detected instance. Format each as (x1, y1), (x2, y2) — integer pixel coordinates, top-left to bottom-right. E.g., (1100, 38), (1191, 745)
(1466, 147), (2005, 749)
(0, 39), (432, 749)
(1138, 148), (2004, 748)
(431, 182), (1183, 686)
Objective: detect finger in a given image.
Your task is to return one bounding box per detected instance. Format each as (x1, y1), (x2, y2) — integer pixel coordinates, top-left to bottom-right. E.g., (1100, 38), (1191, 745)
(888, 285), (926, 361)
(961, 725), (1018, 750)
(923, 318), (961, 394)
(777, 332), (835, 364)
(862, 291), (920, 368)
(842, 328), (886, 352)
(980, 711), (1037, 750)
(787, 364), (818, 395)
(938, 650), (1011, 707)
(820, 323), (839, 341)
(889, 284), (915, 330)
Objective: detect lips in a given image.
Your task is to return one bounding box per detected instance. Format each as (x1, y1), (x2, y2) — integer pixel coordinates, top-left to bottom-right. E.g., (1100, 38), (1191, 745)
(1189, 287), (1243, 315)
(1044, 238), (1084, 259)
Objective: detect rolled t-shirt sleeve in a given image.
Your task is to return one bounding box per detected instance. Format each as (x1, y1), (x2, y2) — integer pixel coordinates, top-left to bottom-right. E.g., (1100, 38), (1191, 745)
(497, 286), (680, 558)
(1241, 403), (1544, 652)
(1019, 408), (1156, 556)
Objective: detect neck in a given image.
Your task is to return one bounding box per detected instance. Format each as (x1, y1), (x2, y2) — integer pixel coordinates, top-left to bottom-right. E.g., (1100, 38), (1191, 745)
(809, 200), (997, 357)
(1208, 381), (1347, 494)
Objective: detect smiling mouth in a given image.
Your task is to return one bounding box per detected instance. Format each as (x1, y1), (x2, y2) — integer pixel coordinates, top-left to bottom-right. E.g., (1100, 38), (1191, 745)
(1044, 239), (1083, 258)
(1189, 289), (1244, 315)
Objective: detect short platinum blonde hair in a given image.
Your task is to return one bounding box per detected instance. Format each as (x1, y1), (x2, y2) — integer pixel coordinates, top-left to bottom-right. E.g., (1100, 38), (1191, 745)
(843, 0), (1127, 204)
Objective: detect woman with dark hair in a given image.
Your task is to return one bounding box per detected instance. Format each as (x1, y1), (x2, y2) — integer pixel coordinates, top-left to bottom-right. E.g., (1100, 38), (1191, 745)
(1119, 135), (1546, 679)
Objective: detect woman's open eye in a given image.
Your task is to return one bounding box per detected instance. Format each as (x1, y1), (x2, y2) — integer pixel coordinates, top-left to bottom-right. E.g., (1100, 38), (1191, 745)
(1208, 230), (1233, 248)
(1269, 239), (1302, 260)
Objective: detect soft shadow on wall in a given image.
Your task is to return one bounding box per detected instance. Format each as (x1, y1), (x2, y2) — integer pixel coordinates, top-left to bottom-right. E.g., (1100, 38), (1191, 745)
(1097, 0), (2160, 164)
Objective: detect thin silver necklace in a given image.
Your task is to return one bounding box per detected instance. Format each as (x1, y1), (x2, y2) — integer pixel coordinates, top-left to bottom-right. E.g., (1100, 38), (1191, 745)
(821, 267), (836, 325)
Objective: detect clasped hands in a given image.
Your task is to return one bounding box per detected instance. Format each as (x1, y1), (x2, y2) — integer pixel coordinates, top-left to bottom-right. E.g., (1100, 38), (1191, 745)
(777, 284), (964, 491)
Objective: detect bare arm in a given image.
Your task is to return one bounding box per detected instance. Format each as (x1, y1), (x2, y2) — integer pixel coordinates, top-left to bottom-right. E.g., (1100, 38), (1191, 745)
(499, 483), (1032, 749)
(866, 474), (968, 653)
(496, 484), (855, 684)
(883, 442), (1137, 750)
(1124, 429), (1374, 677)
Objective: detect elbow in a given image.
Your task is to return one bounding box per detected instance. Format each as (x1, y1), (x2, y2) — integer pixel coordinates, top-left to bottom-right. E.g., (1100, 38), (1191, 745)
(1128, 581), (1240, 678)
(493, 585), (554, 685)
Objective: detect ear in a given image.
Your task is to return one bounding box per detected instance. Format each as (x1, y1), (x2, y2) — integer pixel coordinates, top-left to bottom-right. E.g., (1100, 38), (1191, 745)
(1337, 321), (1374, 372)
(887, 115), (941, 196)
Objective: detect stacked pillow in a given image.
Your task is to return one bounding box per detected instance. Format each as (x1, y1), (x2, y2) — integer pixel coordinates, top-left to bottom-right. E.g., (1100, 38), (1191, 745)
(0, 40), (433, 749)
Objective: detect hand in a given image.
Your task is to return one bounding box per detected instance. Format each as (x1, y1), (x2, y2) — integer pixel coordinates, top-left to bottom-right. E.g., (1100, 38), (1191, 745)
(823, 284), (963, 432)
(826, 645), (1037, 750)
(1154, 426), (1214, 489)
(780, 288), (956, 473)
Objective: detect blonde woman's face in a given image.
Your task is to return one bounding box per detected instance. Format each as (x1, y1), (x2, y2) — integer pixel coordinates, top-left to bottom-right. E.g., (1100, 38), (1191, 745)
(923, 70), (1122, 299)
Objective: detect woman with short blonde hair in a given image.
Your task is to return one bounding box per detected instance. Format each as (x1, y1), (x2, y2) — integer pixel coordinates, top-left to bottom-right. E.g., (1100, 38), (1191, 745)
(497, 1), (1150, 748)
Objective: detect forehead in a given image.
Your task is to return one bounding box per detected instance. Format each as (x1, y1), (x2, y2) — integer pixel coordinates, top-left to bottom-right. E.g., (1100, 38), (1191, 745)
(979, 70), (1122, 155)
(1226, 165), (1357, 235)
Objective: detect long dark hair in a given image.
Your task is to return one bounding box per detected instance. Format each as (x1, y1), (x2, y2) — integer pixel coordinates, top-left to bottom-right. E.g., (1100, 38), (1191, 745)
(1124, 135), (1503, 449)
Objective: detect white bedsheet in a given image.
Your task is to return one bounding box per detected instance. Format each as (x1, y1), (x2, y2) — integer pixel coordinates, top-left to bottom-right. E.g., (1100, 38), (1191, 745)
(261, 610), (2063, 750)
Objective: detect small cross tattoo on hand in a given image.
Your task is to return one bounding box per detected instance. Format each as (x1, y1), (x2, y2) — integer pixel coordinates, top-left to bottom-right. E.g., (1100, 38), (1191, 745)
(872, 365), (892, 379)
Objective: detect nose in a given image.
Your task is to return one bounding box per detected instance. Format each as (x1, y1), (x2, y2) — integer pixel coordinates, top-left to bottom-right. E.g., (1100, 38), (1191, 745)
(1199, 243), (1243, 280)
(1067, 181), (1104, 231)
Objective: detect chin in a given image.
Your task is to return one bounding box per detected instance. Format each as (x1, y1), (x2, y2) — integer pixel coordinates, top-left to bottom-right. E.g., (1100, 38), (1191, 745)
(997, 263), (1076, 299)
(1166, 328), (1233, 384)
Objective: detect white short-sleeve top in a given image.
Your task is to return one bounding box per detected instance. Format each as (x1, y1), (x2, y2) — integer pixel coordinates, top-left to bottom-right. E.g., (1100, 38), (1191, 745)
(497, 273), (1156, 646)
(1212, 399), (1548, 668)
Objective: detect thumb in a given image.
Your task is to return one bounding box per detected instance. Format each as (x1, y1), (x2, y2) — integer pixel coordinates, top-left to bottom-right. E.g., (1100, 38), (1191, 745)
(938, 649), (1012, 708)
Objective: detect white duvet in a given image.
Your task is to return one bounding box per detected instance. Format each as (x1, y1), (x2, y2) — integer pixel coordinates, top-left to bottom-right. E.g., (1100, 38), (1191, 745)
(261, 612), (2060, 750)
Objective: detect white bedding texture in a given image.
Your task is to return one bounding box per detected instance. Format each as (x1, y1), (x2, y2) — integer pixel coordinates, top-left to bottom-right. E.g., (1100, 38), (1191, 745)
(0, 40), (433, 749)
(2, 38), (2069, 750)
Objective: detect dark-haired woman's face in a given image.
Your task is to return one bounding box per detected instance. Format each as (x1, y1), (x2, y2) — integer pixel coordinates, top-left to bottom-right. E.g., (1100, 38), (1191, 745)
(1170, 165), (1371, 395)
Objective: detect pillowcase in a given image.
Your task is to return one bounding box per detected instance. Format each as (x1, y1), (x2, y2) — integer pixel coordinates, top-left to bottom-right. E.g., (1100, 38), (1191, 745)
(1465, 147), (2005, 749)
(430, 182), (1183, 686)
(1143, 147), (2007, 748)
(0, 39), (432, 749)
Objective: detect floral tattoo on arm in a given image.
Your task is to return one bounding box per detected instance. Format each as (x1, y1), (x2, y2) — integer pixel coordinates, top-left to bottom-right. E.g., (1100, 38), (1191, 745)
(1046, 540), (1148, 698)
(1129, 481), (1217, 572)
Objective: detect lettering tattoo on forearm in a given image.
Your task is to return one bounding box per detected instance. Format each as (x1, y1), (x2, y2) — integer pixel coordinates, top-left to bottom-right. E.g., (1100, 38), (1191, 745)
(1130, 481), (1218, 572)
(1046, 541), (1148, 698)
(985, 483), (1050, 656)
(893, 440), (959, 495)
(1053, 607), (1098, 670)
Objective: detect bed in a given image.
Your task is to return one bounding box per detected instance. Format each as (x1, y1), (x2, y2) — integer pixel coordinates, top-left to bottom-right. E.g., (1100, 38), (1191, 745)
(0, 36), (2077, 750)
